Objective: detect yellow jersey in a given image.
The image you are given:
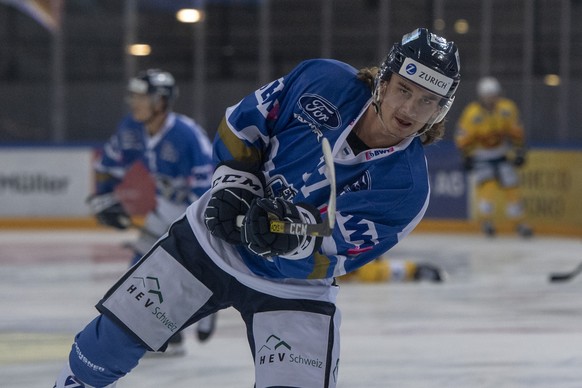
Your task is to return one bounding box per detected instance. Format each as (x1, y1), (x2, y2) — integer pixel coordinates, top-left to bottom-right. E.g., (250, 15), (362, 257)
(455, 98), (525, 160)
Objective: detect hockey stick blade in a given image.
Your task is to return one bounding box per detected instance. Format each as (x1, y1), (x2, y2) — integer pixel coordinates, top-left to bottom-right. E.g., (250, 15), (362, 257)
(549, 262), (582, 282)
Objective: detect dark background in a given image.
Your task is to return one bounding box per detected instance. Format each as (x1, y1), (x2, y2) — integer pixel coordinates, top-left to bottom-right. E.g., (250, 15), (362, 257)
(1, 0), (581, 146)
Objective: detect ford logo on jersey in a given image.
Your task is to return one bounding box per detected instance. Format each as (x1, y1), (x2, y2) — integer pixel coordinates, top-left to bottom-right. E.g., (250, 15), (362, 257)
(298, 94), (341, 129)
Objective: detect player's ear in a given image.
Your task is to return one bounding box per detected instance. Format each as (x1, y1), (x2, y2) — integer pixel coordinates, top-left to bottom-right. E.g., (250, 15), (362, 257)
(378, 80), (387, 94)
(377, 81), (390, 103)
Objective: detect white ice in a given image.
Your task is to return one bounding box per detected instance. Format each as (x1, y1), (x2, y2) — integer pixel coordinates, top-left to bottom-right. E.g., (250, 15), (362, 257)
(1, 229), (581, 387)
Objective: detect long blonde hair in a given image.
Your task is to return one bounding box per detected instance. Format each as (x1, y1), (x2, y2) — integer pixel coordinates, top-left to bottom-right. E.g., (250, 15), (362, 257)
(356, 67), (446, 145)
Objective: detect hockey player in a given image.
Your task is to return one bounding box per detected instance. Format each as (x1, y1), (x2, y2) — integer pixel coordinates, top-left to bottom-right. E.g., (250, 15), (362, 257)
(55, 28), (460, 387)
(86, 69), (217, 353)
(455, 76), (533, 237)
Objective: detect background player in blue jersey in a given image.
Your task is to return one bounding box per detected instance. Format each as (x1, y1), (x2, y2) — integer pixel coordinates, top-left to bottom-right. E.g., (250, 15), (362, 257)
(55, 28), (460, 387)
(86, 69), (216, 354)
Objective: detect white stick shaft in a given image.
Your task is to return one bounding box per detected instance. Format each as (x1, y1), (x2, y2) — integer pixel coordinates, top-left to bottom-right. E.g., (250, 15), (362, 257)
(236, 138), (336, 237)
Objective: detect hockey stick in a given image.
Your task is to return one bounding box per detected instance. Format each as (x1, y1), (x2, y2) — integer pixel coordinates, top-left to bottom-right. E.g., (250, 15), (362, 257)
(236, 137), (336, 237)
(130, 221), (160, 240)
(270, 137), (336, 237)
(549, 262), (582, 283)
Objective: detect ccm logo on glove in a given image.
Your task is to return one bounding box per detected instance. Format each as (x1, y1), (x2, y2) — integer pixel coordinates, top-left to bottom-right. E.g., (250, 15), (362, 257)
(204, 162), (265, 244)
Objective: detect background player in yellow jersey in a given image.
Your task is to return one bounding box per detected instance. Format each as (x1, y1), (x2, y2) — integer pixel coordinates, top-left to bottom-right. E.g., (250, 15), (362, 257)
(455, 77), (533, 238)
(340, 258), (444, 283)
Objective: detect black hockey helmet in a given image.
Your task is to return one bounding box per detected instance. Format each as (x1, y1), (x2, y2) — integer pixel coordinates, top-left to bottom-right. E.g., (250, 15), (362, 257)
(128, 69), (178, 103)
(379, 28), (460, 99)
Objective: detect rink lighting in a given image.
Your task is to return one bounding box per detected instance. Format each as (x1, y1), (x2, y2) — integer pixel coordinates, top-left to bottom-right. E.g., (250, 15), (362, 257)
(128, 44), (151, 56)
(454, 19), (469, 34)
(176, 9), (203, 23)
(544, 74), (561, 86)
(434, 19), (445, 31)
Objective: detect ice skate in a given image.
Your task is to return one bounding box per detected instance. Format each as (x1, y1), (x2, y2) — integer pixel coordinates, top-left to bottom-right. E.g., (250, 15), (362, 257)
(196, 314), (217, 342)
(517, 223), (533, 238)
(481, 221), (496, 237)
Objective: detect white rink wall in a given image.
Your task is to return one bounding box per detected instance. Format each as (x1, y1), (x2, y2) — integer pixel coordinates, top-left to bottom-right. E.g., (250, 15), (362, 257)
(0, 147), (94, 217)
(1, 146), (581, 238)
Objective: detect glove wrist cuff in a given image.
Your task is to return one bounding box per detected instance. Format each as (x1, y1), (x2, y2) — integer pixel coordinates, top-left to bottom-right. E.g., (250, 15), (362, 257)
(210, 164), (264, 197)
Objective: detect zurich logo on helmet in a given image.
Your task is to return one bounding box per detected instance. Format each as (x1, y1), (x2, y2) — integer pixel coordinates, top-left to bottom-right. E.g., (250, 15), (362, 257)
(405, 63), (417, 75)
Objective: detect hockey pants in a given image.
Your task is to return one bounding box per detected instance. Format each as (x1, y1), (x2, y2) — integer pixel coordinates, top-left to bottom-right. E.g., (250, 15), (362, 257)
(65, 216), (341, 387)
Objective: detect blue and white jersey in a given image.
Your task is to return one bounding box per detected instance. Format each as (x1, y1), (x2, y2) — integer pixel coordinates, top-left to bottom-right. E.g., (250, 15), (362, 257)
(188, 59), (430, 281)
(94, 112), (214, 206)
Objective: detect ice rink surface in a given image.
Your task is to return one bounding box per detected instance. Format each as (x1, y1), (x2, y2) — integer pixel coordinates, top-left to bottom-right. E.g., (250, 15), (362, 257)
(1, 228), (581, 388)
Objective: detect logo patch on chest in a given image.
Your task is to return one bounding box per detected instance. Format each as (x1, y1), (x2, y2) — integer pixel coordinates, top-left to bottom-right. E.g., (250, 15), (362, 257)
(297, 94), (341, 129)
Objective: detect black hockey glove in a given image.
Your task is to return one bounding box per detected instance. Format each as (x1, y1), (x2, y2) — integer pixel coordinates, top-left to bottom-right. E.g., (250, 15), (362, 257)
(204, 161), (265, 244)
(240, 197), (322, 258)
(87, 193), (131, 230)
(513, 149), (527, 167)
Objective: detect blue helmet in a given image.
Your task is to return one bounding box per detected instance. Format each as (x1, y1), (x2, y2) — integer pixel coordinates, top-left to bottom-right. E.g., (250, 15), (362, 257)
(380, 28), (460, 99)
